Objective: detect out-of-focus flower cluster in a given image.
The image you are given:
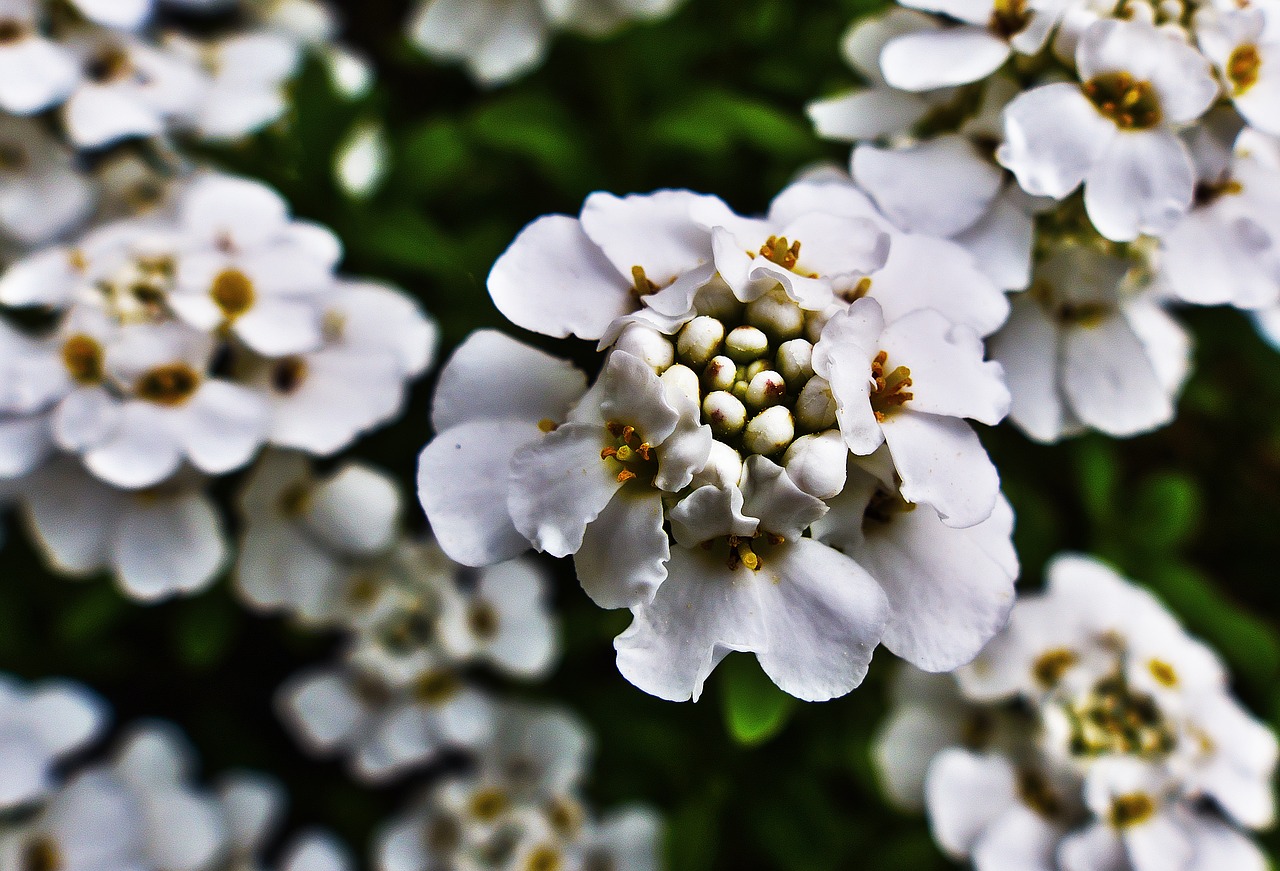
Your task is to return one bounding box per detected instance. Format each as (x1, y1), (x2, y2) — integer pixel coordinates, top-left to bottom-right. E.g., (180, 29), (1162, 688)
(376, 703), (661, 871)
(0, 672), (352, 871)
(406, 0), (689, 86)
(876, 555), (1278, 871)
(0, 174), (436, 601)
(809, 0), (1280, 442)
(420, 179), (1019, 703)
(239, 452), (555, 784)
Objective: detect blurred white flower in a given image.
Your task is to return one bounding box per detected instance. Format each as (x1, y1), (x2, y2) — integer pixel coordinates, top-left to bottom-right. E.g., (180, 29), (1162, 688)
(0, 675), (107, 810)
(875, 554), (1278, 871)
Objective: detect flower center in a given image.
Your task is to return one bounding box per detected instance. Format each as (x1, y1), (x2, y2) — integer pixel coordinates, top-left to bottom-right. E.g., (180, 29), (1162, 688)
(0, 142), (26, 172)
(467, 600), (500, 639)
(425, 817), (462, 853)
(413, 668), (461, 705)
(135, 363), (200, 406)
(211, 268), (256, 320)
(1033, 647), (1079, 687)
(1108, 792), (1157, 828)
(601, 421), (658, 485)
(989, 0), (1031, 39)
(1065, 673), (1175, 759)
(1083, 72), (1162, 130)
(1227, 44), (1261, 95)
(61, 334), (104, 385)
(20, 839), (61, 871)
(1016, 769), (1063, 820)
(861, 487), (917, 529)
(270, 357), (308, 394)
(869, 351), (913, 421)
(525, 846), (563, 871)
(1194, 177), (1243, 206)
(87, 48), (135, 84)
(468, 787), (510, 821)
(0, 20), (26, 44)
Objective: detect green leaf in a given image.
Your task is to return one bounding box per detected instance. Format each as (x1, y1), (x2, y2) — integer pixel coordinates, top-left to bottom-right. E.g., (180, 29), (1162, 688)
(1130, 472), (1201, 550)
(720, 654), (796, 746)
(173, 597), (238, 670)
(57, 583), (127, 645)
(1073, 436), (1118, 528)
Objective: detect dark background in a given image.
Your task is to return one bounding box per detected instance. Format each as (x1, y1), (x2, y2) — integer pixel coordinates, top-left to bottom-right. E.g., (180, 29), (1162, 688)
(2, 0), (1279, 866)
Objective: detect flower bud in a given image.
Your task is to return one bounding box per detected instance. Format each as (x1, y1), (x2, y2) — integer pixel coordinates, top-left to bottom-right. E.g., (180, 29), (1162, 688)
(745, 359), (769, 381)
(704, 355), (737, 392)
(796, 376), (837, 432)
(804, 309), (832, 344)
(694, 277), (743, 320)
(614, 324), (675, 372)
(661, 363), (701, 407)
(677, 316), (724, 367)
(746, 291), (804, 340)
(745, 370), (786, 411)
(1156, 0), (1182, 18)
(703, 390), (747, 438)
(743, 406), (794, 456)
(724, 326), (768, 363)
(696, 440), (744, 488)
(783, 431), (848, 499)
(776, 339), (813, 386)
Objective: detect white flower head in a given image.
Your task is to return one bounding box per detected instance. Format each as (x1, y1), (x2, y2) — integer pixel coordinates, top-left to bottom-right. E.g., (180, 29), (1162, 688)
(0, 676), (108, 810)
(876, 554), (1278, 871)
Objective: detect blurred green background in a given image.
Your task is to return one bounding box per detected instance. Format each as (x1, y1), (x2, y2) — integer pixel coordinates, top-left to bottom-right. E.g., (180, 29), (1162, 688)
(2, 0), (1279, 867)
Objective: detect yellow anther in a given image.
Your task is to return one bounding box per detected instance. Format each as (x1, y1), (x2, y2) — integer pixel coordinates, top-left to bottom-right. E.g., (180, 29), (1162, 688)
(538, 418), (558, 433)
(631, 265), (658, 296)
(617, 469), (637, 484)
(760, 236), (802, 270)
(1228, 44), (1260, 94)
(869, 350), (913, 421)
(600, 446), (618, 460)
(615, 445), (634, 462)
(1083, 72), (1161, 130)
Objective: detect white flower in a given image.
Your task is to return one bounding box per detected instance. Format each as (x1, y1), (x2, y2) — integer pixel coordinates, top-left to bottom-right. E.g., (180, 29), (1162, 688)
(169, 30), (302, 142)
(0, 0), (78, 116)
(169, 174), (340, 359)
(1196, 7), (1280, 137)
(876, 554), (1278, 871)
(0, 117), (95, 249)
(277, 832), (353, 871)
(807, 9), (950, 142)
(60, 32), (205, 150)
(0, 770), (148, 871)
(987, 241), (1190, 442)
(0, 676), (107, 810)
(277, 664), (496, 784)
(21, 458), (227, 601)
(215, 772), (286, 871)
(235, 451), (401, 623)
(251, 280), (438, 455)
(878, 0), (1072, 91)
(1161, 117), (1280, 309)
(814, 297), (1010, 527)
(998, 18), (1219, 241)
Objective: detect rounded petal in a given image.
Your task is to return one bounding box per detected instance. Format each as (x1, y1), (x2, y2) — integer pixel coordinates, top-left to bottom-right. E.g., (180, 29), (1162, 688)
(880, 309), (1010, 424)
(987, 295), (1066, 443)
(881, 28), (1011, 91)
(925, 748), (1017, 858)
(113, 492), (225, 601)
(1084, 130), (1194, 241)
(1061, 312), (1172, 437)
(881, 412), (1000, 529)
(181, 382), (269, 475)
(998, 83), (1113, 199)
(575, 488), (669, 609)
(580, 190), (718, 286)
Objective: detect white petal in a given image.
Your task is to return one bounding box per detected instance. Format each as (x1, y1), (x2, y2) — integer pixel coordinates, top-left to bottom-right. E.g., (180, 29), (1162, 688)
(753, 538), (889, 701)
(1061, 312), (1172, 437)
(234, 297), (325, 357)
(277, 671), (364, 753)
(301, 464), (399, 555)
(614, 545), (768, 702)
(113, 491), (224, 601)
(972, 804), (1061, 871)
(141, 789), (226, 871)
(807, 88), (931, 143)
(62, 84), (163, 149)
(998, 83), (1113, 199)
(987, 295), (1066, 443)
(487, 215), (632, 340)
(854, 136), (1004, 237)
(580, 190), (719, 286)
(509, 422), (621, 558)
(418, 418), (540, 567)
(740, 455), (828, 540)
(952, 188), (1037, 291)
(868, 232), (1011, 337)
(181, 174), (289, 249)
(875, 703), (964, 810)
(82, 403), (183, 490)
(1084, 130), (1194, 241)
(0, 247), (84, 307)
(0, 39), (77, 116)
(0, 413), (53, 479)
(880, 309), (1010, 424)
(216, 772), (285, 854)
(327, 281), (436, 375)
(925, 748), (1017, 858)
(71, 0), (151, 28)
(1185, 814), (1268, 871)
(21, 680), (109, 758)
(475, 559), (557, 677)
(181, 381), (269, 475)
(280, 832), (352, 871)
(881, 28), (1011, 91)
(881, 412), (1000, 529)
(575, 488), (668, 609)
(21, 458), (115, 574)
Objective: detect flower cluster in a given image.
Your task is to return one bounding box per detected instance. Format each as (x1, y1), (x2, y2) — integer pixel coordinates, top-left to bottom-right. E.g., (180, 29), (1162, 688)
(809, 0), (1280, 441)
(876, 555), (1278, 871)
(0, 672), (352, 871)
(419, 181), (1019, 702)
(251, 453), (558, 783)
(0, 174), (436, 600)
(376, 703), (661, 871)
(407, 0), (688, 85)
(0, 0), (358, 254)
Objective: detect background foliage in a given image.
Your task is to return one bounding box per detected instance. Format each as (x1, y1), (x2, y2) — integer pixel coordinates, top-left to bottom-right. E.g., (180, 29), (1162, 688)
(2, 0), (1279, 867)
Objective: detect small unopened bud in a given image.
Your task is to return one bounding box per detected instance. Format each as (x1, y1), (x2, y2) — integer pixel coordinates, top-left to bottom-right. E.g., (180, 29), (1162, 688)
(796, 376), (837, 431)
(696, 440), (744, 488)
(724, 326), (768, 363)
(746, 292), (805, 340)
(661, 364), (701, 407)
(783, 431), (847, 499)
(677, 316), (724, 367)
(743, 406), (794, 456)
(776, 339), (813, 386)
(745, 359), (769, 381)
(704, 355), (737, 392)
(615, 324), (674, 372)
(703, 390), (747, 438)
(1156, 0), (1182, 19)
(745, 370), (786, 410)
(1122, 0), (1155, 22)
(694, 277), (743, 320)
(804, 309), (832, 344)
